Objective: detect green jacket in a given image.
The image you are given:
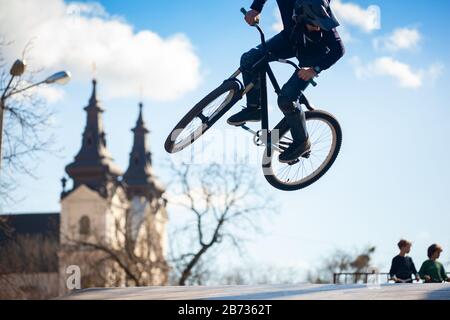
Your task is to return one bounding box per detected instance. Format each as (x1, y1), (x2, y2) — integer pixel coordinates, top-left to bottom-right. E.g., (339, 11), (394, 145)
(418, 260), (448, 283)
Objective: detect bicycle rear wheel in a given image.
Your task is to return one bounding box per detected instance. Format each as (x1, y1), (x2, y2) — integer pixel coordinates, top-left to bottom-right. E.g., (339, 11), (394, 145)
(165, 80), (241, 154)
(263, 110), (342, 191)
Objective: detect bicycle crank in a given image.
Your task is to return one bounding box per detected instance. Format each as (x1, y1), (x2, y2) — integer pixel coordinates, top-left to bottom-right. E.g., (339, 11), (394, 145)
(240, 125), (280, 150)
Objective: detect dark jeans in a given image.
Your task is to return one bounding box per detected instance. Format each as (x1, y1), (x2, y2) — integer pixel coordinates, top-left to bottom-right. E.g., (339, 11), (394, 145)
(240, 31), (309, 140)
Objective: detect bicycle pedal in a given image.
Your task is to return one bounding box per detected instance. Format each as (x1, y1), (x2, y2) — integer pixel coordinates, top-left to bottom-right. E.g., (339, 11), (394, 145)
(286, 152), (310, 165)
(287, 159), (300, 166)
(302, 151), (311, 159)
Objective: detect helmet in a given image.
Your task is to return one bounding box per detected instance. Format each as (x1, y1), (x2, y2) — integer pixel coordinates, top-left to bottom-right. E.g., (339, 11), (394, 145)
(293, 0), (340, 31)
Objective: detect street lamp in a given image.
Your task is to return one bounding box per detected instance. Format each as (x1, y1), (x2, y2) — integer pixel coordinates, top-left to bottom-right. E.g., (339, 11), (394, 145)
(10, 59), (26, 77)
(0, 59), (71, 172)
(44, 71), (71, 85)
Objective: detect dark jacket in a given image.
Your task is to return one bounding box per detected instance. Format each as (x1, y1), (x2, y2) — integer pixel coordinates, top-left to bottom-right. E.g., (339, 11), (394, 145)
(251, 0), (344, 71)
(389, 255), (418, 281)
(291, 24), (345, 71)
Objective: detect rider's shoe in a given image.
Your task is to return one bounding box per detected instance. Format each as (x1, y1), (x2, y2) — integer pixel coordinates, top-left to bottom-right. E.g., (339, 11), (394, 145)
(227, 106), (262, 126)
(279, 108), (311, 163)
(279, 138), (312, 163)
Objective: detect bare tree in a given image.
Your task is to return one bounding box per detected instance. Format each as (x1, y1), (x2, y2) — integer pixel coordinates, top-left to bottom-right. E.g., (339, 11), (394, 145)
(167, 162), (274, 286)
(306, 246), (377, 284)
(0, 40), (58, 203)
(62, 195), (169, 288)
(214, 265), (304, 286)
(0, 234), (59, 299)
(0, 216), (12, 236)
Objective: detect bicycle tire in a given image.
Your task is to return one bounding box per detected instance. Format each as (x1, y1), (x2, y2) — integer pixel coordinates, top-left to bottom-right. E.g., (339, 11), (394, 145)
(164, 80), (241, 154)
(263, 110), (342, 191)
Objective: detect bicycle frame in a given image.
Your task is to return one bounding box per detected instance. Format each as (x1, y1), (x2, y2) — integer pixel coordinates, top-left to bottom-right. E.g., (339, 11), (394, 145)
(227, 14), (317, 158)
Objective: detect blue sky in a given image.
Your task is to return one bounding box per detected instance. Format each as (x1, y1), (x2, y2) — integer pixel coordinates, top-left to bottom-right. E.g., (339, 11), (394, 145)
(1, 0), (450, 277)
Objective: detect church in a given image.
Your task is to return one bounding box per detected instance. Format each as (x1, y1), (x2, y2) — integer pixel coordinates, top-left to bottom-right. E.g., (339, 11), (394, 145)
(0, 79), (169, 299)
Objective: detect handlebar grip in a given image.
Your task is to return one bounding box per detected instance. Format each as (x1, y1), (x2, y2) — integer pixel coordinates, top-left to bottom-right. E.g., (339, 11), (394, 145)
(241, 8), (248, 16)
(309, 79), (318, 87)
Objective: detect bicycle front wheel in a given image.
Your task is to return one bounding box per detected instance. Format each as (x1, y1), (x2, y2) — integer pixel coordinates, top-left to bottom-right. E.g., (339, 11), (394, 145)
(263, 110), (342, 191)
(165, 80), (241, 154)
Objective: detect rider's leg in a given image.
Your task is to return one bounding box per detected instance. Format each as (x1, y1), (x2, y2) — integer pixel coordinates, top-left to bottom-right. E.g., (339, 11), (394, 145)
(277, 73), (311, 163)
(241, 30), (295, 107)
(228, 31), (295, 126)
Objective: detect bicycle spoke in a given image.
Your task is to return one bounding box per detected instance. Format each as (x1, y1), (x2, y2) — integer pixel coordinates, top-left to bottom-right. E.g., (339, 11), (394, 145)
(270, 115), (336, 187)
(172, 90), (234, 149)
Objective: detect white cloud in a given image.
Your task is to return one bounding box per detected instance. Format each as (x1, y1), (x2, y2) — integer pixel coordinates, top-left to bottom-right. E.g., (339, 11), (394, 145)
(35, 86), (66, 104)
(428, 63), (445, 82)
(351, 56), (443, 89)
(0, 0), (202, 102)
(336, 25), (353, 43)
(373, 28), (421, 52)
(66, 1), (109, 18)
(333, 0), (381, 33)
(271, 1), (377, 40)
(271, 8), (283, 33)
(372, 57), (422, 88)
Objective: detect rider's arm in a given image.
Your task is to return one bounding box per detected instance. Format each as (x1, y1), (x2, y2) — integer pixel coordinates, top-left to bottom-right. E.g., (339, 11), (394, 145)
(315, 28), (345, 73)
(250, 0), (268, 13)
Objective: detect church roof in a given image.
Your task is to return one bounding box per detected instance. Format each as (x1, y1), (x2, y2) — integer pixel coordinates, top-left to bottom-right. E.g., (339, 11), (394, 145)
(123, 103), (164, 198)
(64, 79), (123, 199)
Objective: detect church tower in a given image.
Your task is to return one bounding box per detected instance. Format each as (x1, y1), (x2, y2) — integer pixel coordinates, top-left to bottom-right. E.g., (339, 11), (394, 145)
(59, 79), (129, 292)
(64, 79), (122, 198)
(123, 102), (168, 285)
(59, 84), (168, 292)
(123, 102), (164, 198)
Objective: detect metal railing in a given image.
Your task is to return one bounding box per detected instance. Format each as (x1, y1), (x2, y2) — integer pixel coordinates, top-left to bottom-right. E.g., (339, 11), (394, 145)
(333, 272), (450, 284)
(333, 272), (390, 284)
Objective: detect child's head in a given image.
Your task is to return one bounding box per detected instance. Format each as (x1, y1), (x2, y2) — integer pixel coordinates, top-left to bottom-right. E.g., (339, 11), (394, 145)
(427, 244), (443, 260)
(397, 239), (412, 253)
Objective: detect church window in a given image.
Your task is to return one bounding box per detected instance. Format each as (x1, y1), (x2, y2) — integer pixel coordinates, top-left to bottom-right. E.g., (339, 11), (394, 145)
(79, 216), (91, 235)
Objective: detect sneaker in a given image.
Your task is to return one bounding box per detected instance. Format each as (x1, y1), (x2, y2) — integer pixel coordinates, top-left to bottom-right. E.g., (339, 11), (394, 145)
(227, 106), (262, 126)
(278, 138), (312, 163)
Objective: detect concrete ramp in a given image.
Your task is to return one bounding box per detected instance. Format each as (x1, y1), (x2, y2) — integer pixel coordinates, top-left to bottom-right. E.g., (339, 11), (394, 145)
(64, 283), (450, 300)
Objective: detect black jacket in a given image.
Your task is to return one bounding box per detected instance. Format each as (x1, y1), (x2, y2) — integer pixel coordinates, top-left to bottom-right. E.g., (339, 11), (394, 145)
(389, 255), (418, 280)
(292, 24), (345, 71)
(250, 0), (344, 71)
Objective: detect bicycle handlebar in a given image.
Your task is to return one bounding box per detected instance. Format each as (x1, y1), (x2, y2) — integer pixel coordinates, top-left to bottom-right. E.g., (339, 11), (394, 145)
(240, 8), (317, 87)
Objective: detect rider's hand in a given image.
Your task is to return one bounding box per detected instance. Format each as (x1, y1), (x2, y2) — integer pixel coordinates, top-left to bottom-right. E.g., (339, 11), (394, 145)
(298, 68), (317, 81)
(424, 275), (432, 282)
(245, 9), (260, 26)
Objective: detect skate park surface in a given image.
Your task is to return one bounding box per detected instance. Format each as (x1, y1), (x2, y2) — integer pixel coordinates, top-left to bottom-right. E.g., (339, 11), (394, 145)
(64, 283), (450, 300)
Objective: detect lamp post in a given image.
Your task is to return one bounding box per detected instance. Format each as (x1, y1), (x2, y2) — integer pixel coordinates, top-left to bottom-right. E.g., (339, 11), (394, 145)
(0, 59), (71, 172)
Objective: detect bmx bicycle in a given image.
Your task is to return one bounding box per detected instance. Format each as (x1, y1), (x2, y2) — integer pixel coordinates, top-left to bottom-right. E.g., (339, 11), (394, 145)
(164, 8), (342, 191)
